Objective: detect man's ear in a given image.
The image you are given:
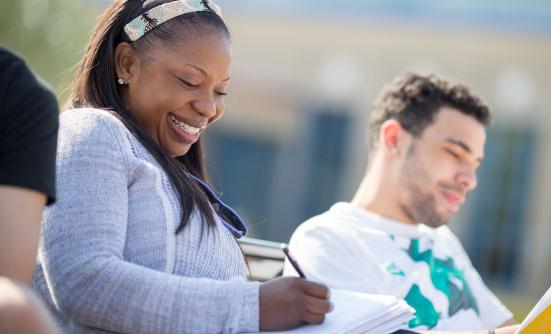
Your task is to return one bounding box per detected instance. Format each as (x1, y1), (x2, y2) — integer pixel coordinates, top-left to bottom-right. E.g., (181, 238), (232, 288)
(114, 42), (139, 84)
(380, 119), (407, 156)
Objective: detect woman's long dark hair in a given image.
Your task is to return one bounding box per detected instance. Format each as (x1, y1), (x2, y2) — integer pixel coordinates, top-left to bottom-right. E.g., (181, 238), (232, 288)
(67, 0), (230, 233)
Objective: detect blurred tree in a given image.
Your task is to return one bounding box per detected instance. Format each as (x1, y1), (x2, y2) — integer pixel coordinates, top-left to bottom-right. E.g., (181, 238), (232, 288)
(0, 0), (97, 102)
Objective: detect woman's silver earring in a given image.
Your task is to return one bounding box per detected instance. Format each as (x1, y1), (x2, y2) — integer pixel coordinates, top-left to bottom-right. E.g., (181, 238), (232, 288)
(390, 147), (398, 155)
(117, 78), (125, 85)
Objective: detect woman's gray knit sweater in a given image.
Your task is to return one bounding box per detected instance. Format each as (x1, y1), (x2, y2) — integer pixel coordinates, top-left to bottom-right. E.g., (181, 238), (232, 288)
(32, 108), (259, 333)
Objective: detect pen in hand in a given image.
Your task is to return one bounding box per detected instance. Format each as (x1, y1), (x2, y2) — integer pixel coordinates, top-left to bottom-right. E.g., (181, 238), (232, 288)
(281, 244), (307, 279)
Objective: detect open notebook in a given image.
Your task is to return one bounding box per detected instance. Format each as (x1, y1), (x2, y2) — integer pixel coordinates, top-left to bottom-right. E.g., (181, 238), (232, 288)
(260, 289), (414, 334)
(515, 285), (551, 334)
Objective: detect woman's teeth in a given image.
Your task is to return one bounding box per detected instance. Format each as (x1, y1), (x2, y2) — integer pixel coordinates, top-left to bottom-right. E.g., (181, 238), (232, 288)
(170, 115), (201, 135)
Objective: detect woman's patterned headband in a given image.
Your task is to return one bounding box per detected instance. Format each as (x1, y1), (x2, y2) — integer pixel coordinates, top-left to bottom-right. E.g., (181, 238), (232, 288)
(124, 0), (223, 42)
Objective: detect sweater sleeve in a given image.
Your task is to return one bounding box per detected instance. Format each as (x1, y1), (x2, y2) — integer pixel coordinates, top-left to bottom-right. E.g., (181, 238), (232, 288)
(39, 109), (259, 334)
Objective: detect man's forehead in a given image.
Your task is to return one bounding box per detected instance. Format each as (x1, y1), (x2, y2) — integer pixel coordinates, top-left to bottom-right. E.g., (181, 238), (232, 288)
(423, 107), (487, 157)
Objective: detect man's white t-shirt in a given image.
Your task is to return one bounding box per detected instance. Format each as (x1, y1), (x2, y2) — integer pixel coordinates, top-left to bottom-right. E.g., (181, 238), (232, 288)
(285, 202), (513, 331)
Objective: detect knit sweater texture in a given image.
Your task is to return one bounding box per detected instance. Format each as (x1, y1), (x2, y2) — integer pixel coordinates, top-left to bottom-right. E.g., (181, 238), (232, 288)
(32, 108), (259, 333)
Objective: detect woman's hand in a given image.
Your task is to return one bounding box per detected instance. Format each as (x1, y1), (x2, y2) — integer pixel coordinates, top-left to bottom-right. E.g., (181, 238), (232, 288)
(259, 277), (333, 331)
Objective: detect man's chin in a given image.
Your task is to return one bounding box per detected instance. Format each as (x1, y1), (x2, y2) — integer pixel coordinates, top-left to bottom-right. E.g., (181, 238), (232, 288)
(423, 220), (448, 228)
(407, 194), (451, 228)
(421, 212), (449, 228)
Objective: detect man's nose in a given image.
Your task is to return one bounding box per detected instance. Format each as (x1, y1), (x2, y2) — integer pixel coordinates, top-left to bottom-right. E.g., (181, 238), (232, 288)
(456, 167), (477, 191)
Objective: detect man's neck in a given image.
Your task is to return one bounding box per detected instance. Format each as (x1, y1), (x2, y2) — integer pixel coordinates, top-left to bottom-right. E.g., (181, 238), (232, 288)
(351, 168), (416, 225)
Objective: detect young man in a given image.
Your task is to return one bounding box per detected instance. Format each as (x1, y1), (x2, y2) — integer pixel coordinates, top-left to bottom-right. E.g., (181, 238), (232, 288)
(285, 73), (518, 334)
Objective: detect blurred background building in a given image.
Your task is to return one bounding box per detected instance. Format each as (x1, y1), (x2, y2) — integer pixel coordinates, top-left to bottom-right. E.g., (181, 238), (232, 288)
(2, 0), (549, 319)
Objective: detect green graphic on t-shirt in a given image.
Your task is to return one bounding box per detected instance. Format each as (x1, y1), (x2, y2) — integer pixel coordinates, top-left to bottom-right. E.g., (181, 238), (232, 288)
(405, 284), (440, 329)
(385, 261), (406, 277)
(403, 238), (480, 328)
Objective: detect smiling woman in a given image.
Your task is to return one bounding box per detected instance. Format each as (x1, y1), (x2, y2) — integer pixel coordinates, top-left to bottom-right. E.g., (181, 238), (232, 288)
(31, 0), (332, 333)
(114, 9), (231, 158)
(119, 30), (229, 151)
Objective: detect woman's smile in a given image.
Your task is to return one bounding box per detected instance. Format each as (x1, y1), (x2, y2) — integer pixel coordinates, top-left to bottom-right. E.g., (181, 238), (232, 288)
(168, 112), (204, 144)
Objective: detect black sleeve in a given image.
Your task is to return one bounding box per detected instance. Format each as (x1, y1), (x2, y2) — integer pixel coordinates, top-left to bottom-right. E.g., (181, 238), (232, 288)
(0, 48), (59, 205)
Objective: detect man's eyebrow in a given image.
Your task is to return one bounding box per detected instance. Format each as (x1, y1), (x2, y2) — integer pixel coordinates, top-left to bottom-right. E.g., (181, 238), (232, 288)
(445, 137), (484, 163)
(184, 63), (230, 82)
(445, 138), (472, 153)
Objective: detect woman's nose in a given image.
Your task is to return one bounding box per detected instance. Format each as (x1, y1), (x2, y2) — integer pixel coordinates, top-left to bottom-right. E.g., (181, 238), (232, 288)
(192, 99), (217, 118)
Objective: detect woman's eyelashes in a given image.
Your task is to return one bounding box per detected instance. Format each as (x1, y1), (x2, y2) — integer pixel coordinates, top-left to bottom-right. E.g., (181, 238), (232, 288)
(175, 75), (227, 96)
(175, 75), (198, 89)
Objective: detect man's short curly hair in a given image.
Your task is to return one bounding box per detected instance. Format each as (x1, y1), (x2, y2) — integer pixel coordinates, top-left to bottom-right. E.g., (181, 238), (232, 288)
(368, 73), (491, 150)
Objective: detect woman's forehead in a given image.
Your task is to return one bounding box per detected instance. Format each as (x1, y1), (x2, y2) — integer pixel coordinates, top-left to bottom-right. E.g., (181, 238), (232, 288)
(142, 32), (231, 77)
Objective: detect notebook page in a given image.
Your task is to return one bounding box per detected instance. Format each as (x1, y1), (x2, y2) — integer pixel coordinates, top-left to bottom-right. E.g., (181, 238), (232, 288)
(261, 289), (412, 334)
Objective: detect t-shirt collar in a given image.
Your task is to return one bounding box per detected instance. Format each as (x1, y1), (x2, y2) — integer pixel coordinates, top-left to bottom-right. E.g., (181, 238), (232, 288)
(330, 201), (436, 239)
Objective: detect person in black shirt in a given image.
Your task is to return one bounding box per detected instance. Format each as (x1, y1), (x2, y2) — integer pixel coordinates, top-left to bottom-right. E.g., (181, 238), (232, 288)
(0, 47), (59, 333)
(0, 47), (58, 283)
